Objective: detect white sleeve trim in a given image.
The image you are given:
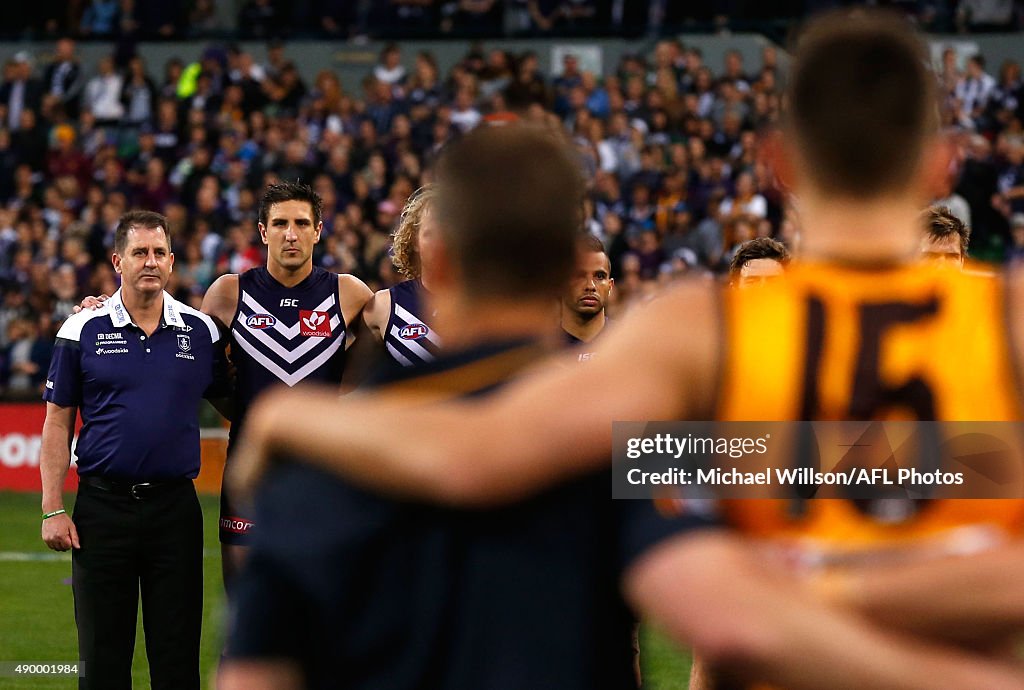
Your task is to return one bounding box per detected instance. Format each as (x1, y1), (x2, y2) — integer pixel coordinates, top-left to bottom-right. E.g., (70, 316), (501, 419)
(178, 303), (221, 343)
(54, 306), (109, 342)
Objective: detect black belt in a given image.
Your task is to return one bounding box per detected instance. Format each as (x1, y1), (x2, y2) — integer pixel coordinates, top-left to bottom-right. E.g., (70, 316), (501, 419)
(79, 475), (193, 500)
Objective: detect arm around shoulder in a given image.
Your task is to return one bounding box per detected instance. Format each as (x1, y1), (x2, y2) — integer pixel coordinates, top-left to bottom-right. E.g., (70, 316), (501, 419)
(202, 274), (239, 331)
(337, 274), (374, 331)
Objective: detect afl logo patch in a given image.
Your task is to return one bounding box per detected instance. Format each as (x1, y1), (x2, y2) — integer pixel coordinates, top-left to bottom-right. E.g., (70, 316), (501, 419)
(246, 313), (277, 329)
(400, 324), (429, 340)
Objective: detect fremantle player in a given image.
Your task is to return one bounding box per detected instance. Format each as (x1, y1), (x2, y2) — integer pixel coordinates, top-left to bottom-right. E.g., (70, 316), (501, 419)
(560, 233), (613, 362)
(201, 182), (372, 586)
(345, 185), (442, 380)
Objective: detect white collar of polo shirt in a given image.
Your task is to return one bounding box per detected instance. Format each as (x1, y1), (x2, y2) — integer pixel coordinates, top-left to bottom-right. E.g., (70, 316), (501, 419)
(107, 289), (185, 330)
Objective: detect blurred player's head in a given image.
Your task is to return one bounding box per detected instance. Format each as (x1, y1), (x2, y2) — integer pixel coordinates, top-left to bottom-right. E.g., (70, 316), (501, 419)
(783, 11), (939, 202)
(433, 125), (584, 303)
(391, 184), (437, 280)
(921, 206), (969, 268)
(729, 237), (790, 288)
(563, 234), (613, 318)
(258, 182), (323, 272)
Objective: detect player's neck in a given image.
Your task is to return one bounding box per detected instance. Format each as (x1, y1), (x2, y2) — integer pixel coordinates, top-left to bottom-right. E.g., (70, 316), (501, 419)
(560, 307), (605, 342)
(267, 261), (313, 288)
(420, 271), (435, 293)
(432, 293), (556, 350)
(797, 194), (921, 265)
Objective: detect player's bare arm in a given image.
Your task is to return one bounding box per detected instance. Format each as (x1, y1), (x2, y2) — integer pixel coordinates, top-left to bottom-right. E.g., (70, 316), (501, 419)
(232, 279), (718, 504)
(337, 273), (373, 349)
(362, 288), (391, 342)
(201, 274), (240, 419)
(339, 288), (391, 392)
(202, 273), (240, 332)
(817, 542), (1024, 649)
(624, 531), (1024, 690)
(39, 402), (80, 551)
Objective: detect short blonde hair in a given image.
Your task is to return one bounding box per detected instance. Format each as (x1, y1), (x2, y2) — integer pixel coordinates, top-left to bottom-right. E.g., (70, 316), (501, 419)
(391, 184), (436, 279)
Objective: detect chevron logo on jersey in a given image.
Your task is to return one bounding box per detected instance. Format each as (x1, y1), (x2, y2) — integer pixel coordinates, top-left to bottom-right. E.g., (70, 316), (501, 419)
(300, 310), (332, 337)
(232, 290), (344, 387)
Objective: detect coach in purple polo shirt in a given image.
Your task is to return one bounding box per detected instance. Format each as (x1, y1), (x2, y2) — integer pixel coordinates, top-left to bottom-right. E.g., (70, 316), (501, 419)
(39, 210), (227, 690)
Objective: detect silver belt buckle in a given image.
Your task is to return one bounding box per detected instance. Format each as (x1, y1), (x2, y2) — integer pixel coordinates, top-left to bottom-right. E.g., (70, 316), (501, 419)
(130, 483), (152, 500)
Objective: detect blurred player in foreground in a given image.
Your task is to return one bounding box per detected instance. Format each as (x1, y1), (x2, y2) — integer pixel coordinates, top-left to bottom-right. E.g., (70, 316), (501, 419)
(232, 12), (1024, 689)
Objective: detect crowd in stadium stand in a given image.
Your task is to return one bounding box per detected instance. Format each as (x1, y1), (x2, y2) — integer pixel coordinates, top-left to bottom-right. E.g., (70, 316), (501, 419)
(3, 1), (1021, 40)
(2, 8), (1024, 396)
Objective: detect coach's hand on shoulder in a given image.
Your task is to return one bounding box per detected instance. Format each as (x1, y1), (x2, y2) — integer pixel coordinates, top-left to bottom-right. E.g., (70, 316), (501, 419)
(41, 512), (80, 551)
(71, 294), (109, 314)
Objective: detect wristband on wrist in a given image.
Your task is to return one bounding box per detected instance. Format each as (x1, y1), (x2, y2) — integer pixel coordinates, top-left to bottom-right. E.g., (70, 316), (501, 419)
(42, 509), (66, 520)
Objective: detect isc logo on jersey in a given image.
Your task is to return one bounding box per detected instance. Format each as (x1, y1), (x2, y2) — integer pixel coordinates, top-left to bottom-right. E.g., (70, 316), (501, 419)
(400, 324), (429, 340)
(247, 314), (277, 329)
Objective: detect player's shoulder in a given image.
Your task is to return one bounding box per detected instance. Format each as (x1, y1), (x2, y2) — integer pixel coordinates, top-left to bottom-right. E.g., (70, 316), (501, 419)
(337, 272), (372, 295)
(55, 304), (111, 342)
(337, 272), (373, 307)
(208, 272), (240, 295)
(202, 273), (240, 323)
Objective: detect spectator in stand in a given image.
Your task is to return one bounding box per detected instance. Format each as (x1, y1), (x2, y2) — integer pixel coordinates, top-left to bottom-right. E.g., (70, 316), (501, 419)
(664, 201), (722, 269)
(997, 135), (1024, 216)
(42, 38), (83, 120)
(450, 86), (482, 131)
(1, 316), (51, 397)
(373, 44), (407, 87)
(121, 56), (158, 129)
(721, 171), (767, 219)
(954, 54), (996, 129)
(1, 53), (44, 133)
(83, 55), (124, 127)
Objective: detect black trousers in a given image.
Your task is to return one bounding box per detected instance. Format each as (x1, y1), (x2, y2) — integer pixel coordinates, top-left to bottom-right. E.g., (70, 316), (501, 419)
(72, 479), (203, 690)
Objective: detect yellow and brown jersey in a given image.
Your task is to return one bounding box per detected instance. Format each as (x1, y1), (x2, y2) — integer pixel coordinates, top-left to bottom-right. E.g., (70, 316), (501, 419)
(715, 261), (1024, 551)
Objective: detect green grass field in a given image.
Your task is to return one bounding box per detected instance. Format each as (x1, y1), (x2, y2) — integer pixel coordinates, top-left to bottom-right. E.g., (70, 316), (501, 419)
(0, 491), (690, 689)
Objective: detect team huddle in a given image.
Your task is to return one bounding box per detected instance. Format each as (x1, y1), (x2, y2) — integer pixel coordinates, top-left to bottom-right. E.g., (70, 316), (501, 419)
(38, 9), (1024, 690)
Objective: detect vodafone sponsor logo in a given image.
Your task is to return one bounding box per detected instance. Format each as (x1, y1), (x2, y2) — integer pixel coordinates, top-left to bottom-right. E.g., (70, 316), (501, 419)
(220, 516), (255, 534)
